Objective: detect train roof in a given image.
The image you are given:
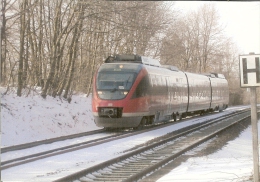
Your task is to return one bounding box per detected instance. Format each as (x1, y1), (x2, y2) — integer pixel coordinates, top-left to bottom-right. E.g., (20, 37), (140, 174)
(203, 73), (226, 79)
(105, 54), (161, 67)
(104, 54), (226, 79)
(161, 65), (179, 71)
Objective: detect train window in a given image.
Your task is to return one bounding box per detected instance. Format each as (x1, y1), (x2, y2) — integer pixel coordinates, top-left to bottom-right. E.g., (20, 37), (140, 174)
(97, 72), (135, 90)
(154, 76), (159, 86)
(133, 75), (151, 98)
(96, 71), (137, 100)
(149, 75), (154, 87)
(150, 75), (155, 93)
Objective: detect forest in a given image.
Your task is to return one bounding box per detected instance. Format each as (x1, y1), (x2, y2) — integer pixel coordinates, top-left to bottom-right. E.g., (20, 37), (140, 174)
(0, 0), (251, 104)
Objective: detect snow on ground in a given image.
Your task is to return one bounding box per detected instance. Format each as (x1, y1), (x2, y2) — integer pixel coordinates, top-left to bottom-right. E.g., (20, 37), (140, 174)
(1, 87), (100, 147)
(2, 111), (233, 182)
(0, 87), (258, 181)
(156, 124), (254, 182)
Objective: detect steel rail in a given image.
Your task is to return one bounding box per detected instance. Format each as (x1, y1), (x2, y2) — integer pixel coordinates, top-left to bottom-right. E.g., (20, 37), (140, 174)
(1, 129), (105, 153)
(1, 111), (213, 170)
(53, 109), (251, 182)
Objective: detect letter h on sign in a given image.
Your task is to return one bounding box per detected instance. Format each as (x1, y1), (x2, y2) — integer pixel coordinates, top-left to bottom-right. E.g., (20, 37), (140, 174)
(240, 54), (260, 87)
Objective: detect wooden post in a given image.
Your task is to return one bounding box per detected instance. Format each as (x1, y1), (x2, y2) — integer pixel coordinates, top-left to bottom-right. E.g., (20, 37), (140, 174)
(251, 87), (259, 182)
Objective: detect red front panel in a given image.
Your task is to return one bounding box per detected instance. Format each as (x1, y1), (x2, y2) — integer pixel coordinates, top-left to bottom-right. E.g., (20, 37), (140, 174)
(92, 68), (149, 115)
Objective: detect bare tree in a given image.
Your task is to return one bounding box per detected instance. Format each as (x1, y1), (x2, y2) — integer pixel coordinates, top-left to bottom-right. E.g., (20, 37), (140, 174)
(0, 1), (19, 91)
(40, 0), (81, 98)
(17, 0), (27, 96)
(1, 1), (179, 100)
(161, 3), (226, 73)
(1, 0), (7, 85)
(61, 2), (86, 100)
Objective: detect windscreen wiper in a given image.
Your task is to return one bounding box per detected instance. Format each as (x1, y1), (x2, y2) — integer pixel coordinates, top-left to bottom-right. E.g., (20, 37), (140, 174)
(111, 87), (118, 92)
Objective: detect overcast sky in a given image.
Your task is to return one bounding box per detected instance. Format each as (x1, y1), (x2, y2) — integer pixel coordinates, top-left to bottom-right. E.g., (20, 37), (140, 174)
(174, 1), (260, 55)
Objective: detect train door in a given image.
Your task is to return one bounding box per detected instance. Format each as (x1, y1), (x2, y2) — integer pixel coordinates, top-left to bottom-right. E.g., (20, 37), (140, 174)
(208, 77), (213, 109)
(166, 77), (172, 114)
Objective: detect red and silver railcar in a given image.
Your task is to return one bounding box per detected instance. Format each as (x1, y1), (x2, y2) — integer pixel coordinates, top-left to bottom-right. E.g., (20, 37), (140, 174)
(92, 55), (229, 129)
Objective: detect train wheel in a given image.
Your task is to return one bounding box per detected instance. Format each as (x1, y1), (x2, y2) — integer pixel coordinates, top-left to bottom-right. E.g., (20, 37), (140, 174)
(104, 127), (112, 131)
(178, 114), (182, 121)
(148, 116), (155, 125)
(134, 117), (147, 130)
(200, 111), (204, 116)
(218, 105), (223, 112)
(172, 114), (177, 122)
(182, 113), (187, 118)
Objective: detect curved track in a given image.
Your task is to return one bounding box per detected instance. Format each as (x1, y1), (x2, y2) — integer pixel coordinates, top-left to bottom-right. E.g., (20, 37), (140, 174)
(1, 114), (208, 170)
(53, 109), (252, 182)
(1, 129), (106, 153)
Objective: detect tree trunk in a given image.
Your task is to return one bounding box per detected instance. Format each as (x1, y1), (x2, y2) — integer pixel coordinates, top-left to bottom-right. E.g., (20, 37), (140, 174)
(17, 0), (27, 96)
(1, 0), (7, 85)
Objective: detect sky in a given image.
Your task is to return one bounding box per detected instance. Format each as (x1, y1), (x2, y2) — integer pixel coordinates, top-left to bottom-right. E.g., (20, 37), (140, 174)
(174, 1), (260, 55)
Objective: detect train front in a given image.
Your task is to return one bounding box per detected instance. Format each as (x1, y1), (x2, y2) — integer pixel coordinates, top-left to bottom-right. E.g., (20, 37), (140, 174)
(92, 58), (147, 129)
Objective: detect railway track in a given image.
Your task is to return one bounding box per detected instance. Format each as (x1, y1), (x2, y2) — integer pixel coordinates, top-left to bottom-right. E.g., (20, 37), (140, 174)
(1, 113), (210, 170)
(1, 129), (128, 170)
(1, 129), (105, 153)
(53, 109), (252, 182)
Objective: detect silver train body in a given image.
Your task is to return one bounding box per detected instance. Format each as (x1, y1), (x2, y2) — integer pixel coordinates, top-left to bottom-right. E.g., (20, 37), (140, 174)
(92, 55), (229, 128)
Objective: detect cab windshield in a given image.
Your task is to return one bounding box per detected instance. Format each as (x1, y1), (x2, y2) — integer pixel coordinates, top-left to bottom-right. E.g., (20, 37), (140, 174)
(96, 72), (136, 100)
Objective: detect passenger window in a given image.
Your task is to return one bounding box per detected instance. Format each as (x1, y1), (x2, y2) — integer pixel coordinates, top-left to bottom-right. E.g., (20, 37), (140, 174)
(134, 75), (150, 98)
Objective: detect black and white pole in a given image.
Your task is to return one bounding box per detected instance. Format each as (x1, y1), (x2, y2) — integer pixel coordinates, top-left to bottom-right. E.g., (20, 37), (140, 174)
(239, 53), (260, 182)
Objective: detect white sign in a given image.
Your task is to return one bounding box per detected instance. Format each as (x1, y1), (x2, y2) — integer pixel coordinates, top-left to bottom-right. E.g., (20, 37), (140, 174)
(239, 54), (260, 87)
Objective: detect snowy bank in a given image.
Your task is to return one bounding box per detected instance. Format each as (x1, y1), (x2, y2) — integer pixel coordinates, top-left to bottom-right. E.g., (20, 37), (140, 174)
(1, 87), (100, 147)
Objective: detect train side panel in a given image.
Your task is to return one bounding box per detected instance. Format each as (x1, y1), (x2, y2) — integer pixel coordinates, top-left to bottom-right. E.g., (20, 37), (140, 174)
(210, 77), (229, 111)
(185, 72), (211, 113)
(144, 66), (188, 122)
(165, 70), (188, 116)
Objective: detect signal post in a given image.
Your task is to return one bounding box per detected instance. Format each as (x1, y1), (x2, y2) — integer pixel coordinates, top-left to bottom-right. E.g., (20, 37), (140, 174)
(239, 53), (260, 182)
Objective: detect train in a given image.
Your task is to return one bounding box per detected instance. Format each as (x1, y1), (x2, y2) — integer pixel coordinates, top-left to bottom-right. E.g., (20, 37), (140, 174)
(92, 54), (229, 129)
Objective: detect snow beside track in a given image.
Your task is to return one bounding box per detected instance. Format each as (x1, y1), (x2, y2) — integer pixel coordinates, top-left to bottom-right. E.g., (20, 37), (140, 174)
(1, 87), (258, 182)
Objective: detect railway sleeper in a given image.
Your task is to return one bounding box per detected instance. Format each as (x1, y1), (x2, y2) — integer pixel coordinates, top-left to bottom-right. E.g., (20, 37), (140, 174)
(93, 174), (134, 180)
(94, 171), (138, 178)
(96, 175), (134, 179)
(108, 170), (137, 174)
(143, 152), (168, 156)
(93, 173), (126, 176)
(116, 162), (150, 166)
(123, 163), (151, 167)
(128, 161), (157, 165)
(96, 173), (133, 177)
(111, 164), (145, 169)
(143, 156), (168, 160)
(91, 180), (123, 182)
(139, 160), (162, 164)
(90, 178), (126, 182)
(93, 179), (127, 181)
(114, 166), (149, 172)
(112, 164), (148, 170)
